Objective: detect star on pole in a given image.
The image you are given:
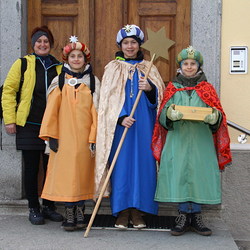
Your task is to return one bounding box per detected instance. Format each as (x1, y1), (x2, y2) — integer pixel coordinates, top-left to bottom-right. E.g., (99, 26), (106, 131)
(141, 27), (175, 61)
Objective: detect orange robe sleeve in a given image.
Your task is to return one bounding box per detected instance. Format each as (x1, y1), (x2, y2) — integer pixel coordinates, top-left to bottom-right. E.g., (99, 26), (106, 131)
(88, 103), (97, 143)
(39, 87), (62, 141)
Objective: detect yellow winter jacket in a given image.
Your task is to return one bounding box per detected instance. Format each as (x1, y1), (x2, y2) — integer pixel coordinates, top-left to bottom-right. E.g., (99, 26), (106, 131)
(2, 55), (62, 126)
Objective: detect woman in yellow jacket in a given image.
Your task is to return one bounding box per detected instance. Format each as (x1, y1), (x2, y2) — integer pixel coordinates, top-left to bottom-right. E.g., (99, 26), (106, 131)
(2, 26), (63, 225)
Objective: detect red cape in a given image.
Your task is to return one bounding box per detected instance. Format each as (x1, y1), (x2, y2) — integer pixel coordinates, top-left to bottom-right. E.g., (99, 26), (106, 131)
(151, 81), (232, 170)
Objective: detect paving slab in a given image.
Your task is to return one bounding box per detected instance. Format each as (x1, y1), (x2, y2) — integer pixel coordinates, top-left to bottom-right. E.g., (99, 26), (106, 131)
(0, 214), (238, 250)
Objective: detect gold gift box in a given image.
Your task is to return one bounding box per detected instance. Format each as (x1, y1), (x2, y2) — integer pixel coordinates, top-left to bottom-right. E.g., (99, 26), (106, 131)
(174, 105), (212, 121)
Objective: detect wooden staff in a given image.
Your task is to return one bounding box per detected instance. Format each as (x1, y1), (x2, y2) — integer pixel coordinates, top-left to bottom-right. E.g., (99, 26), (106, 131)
(84, 53), (156, 238)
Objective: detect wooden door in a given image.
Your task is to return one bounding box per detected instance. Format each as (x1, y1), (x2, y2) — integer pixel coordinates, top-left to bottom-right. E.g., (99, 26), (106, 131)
(28, 0), (94, 62)
(127, 0), (190, 82)
(28, 0), (190, 82)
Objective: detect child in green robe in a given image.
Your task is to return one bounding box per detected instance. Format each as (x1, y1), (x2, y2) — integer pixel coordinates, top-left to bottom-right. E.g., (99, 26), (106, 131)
(152, 46), (232, 236)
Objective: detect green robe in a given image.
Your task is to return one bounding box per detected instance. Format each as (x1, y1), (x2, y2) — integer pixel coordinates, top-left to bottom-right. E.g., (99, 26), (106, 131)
(154, 82), (221, 204)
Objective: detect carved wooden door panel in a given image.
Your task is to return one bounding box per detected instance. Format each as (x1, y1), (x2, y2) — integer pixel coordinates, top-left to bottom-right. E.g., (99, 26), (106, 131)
(28, 0), (190, 81)
(93, 0), (190, 81)
(28, 0), (93, 62)
(127, 0), (191, 82)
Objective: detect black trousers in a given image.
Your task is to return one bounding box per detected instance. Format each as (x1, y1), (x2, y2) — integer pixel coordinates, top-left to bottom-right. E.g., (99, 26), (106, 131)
(22, 150), (54, 209)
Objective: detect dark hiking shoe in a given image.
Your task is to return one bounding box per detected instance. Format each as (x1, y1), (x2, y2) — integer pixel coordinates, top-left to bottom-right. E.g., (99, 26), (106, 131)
(130, 208), (146, 229)
(190, 213), (212, 236)
(42, 206), (63, 222)
(171, 213), (190, 236)
(75, 205), (85, 229)
(29, 208), (45, 225)
(62, 206), (76, 231)
(115, 209), (130, 229)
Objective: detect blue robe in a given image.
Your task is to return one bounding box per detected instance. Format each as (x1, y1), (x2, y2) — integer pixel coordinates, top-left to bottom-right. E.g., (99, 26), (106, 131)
(109, 60), (158, 216)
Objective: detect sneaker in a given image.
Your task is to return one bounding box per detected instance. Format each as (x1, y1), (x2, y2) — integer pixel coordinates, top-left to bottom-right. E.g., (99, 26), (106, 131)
(62, 206), (76, 231)
(130, 208), (146, 229)
(75, 205), (85, 229)
(42, 206), (63, 222)
(114, 209), (130, 229)
(29, 208), (45, 225)
(190, 213), (212, 236)
(171, 213), (190, 236)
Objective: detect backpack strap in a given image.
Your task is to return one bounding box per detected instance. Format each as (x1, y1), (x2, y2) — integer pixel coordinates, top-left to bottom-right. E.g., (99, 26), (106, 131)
(89, 72), (95, 95)
(16, 57), (27, 102)
(58, 71), (66, 91)
(20, 57), (27, 85)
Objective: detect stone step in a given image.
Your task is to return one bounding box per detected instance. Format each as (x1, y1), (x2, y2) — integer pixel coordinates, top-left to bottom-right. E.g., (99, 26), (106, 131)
(0, 198), (222, 217)
(0, 200), (239, 249)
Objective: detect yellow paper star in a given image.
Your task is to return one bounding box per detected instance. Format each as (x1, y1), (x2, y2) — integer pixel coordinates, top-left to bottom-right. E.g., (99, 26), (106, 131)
(141, 27), (175, 60)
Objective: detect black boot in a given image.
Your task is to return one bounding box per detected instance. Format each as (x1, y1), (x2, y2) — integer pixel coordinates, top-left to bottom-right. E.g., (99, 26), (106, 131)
(171, 213), (190, 236)
(75, 205), (85, 229)
(42, 205), (63, 222)
(62, 206), (76, 231)
(190, 213), (212, 236)
(29, 207), (45, 225)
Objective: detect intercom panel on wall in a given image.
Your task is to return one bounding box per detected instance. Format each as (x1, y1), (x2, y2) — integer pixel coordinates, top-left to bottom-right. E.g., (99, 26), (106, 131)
(230, 46), (248, 74)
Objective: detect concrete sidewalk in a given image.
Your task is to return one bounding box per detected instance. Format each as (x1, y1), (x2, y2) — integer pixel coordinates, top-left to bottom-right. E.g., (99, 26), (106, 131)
(0, 213), (238, 250)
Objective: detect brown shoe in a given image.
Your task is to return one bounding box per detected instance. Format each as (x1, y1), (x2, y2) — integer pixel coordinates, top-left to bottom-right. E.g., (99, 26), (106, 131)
(130, 208), (146, 229)
(115, 209), (130, 229)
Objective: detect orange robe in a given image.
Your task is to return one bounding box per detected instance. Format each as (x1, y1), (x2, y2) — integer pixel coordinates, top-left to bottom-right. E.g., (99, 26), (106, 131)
(40, 80), (97, 202)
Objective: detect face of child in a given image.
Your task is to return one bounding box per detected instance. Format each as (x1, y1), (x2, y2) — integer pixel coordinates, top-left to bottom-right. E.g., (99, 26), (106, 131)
(68, 50), (86, 73)
(33, 35), (51, 56)
(181, 59), (199, 77)
(121, 37), (140, 59)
